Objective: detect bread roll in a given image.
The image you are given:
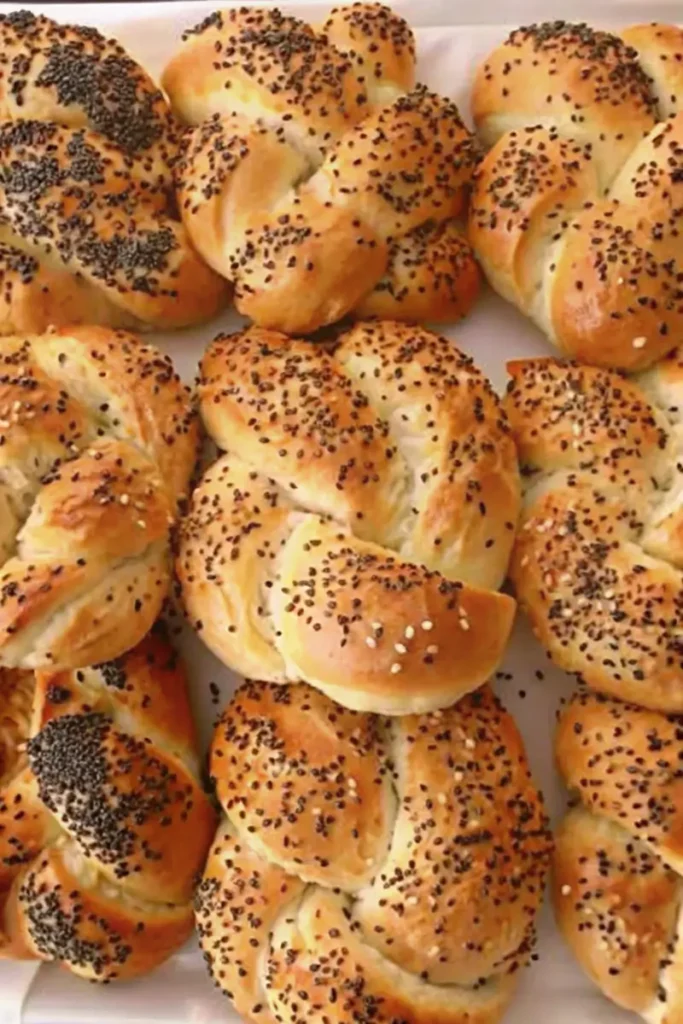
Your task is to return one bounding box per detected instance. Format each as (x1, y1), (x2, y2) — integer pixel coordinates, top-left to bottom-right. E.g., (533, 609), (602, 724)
(178, 320), (519, 715)
(197, 680), (552, 1024)
(0, 10), (227, 332)
(554, 690), (683, 1021)
(469, 21), (683, 370)
(0, 325), (198, 670)
(504, 352), (683, 710)
(166, 4), (480, 334)
(0, 627), (216, 981)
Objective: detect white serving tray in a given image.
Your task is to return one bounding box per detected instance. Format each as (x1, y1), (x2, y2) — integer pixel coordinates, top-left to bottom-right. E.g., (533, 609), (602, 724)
(0, 2), (676, 1023)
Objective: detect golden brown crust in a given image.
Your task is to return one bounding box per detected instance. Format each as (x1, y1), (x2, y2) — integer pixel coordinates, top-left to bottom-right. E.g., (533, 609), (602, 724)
(620, 23), (683, 119)
(472, 21), (657, 186)
(199, 681), (551, 1024)
(168, 4), (478, 335)
(0, 326), (197, 670)
(0, 120), (226, 333)
(553, 807), (681, 1015)
(504, 356), (683, 710)
(211, 681), (394, 889)
(0, 630), (215, 981)
(553, 692), (683, 1018)
(470, 22), (683, 370)
(179, 321), (519, 715)
(357, 220), (481, 324)
(321, 3), (416, 104)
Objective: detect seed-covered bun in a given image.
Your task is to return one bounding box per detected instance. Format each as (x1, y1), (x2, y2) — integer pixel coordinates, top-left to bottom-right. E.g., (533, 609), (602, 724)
(197, 680), (552, 1024)
(554, 690), (683, 1020)
(178, 321), (520, 715)
(0, 325), (198, 670)
(503, 352), (683, 712)
(165, 4), (480, 334)
(469, 21), (683, 370)
(0, 627), (216, 981)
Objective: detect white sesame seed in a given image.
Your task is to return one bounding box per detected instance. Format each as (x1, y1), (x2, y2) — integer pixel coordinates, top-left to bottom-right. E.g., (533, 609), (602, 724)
(120, 494), (130, 506)
(366, 636), (377, 649)
(562, 607), (573, 618)
(421, 620), (433, 631)
(348, 777), (357, 789)
(390, 663), (402, 674)
(312, 808), (322, 816)
(371, 621), (382, 631)
(465, 738), (476, 750)
(572, 423), (582, 436)
(394, 643), (407, 655)
(437, 793), (447, 805)
(520, 555), (530, 567)
(405, 896), (419, 907)
(633, 336), (647, 349)
(427, 645), (439, 655)
(404, 625), (415, 639)
(469, 818), (481, 829)
(561, 885), (572, 896)
(428, 945), (440, 958)
(459, 619), (470, 631)
(136, 519), (146, 529)
(453, 771), (464, 782)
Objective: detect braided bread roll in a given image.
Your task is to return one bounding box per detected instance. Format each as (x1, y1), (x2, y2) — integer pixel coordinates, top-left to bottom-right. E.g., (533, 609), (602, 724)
(178, 321), (519, 715)
(197, 679), (552, 1024)
(164, 4), (480, 334)
(503, 352), (683, 712)
(0, 626), (216, 981)
(469, 22), (683, 370)
(554, 690), (683, 1021)
(0, 11), (227, 333)
(0, 325), (198, 670)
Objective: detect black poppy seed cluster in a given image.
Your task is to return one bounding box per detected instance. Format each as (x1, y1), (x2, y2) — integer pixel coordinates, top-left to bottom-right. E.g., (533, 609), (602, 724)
(0, 631), (213, 980)
(0, 10), (176, 167)
(0, 120), (184, 303)
(375, 221), (476, 307)
(196, 680), (552, 1016)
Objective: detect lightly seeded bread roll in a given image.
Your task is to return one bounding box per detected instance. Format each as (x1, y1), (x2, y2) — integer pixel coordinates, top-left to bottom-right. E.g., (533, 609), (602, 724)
(0, 625), (216, 981)
(164, 4), (481, 334)
(469, 21), (683, 371)
(197, 679), (552, 1024)
(0, 10), (227, 333)
(178, 321), (520, 716)
(0, 325), (198, 670)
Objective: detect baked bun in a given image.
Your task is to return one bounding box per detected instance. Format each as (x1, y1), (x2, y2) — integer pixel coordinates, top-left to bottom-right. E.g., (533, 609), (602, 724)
(503, 353), (683, 711)
(165, 5), (480, 334)
(197, 679), (552, 1024)
(554, 689), (683, 1020)
(178, 320), (519, 715)
(0, 626), (216, 981)
(0, 120), (227, 333)
(469, 22), (683, 370)
(0, 324), (198, 670)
